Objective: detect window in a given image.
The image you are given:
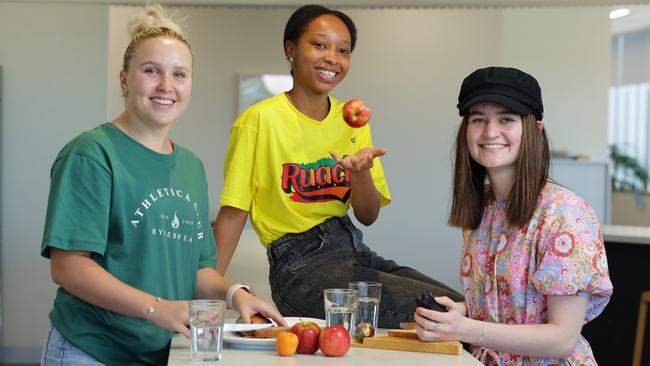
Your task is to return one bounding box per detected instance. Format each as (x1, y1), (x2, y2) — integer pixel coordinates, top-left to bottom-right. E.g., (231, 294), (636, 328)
(609, 9), (650, 192)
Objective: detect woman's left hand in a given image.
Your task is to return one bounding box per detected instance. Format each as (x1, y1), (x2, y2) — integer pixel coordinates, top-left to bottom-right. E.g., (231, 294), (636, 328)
(330, 147), (386, 173)
(231, 289), (288, 327)
(414, 296), (467, 342)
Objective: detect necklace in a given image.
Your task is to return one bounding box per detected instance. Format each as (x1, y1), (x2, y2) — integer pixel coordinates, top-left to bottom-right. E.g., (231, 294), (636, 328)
(115, 117), (173, 154)
(286, 91), (330, 121)
(119, 118), (140, 145)
(121, 118), (134, 140)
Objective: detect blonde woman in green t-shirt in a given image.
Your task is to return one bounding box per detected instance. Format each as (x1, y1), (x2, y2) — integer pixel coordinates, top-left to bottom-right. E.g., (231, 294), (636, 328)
(40, 6), (285, 365)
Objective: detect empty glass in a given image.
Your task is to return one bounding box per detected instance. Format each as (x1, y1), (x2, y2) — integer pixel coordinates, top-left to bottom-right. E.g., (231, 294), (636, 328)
(189, 299), (226, 361)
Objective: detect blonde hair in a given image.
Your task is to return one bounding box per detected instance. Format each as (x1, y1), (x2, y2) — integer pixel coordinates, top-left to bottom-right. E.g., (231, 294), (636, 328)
(122, 5), (191, 72)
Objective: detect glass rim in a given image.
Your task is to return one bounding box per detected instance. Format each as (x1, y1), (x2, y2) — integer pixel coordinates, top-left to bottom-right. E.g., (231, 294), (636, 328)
(348, 281), (382, 287)
(189, 299), (227, 307)
(324, 288), (359, 294)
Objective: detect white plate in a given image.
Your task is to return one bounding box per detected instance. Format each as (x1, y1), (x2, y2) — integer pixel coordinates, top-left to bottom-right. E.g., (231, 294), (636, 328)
(223, 317), (326, 349)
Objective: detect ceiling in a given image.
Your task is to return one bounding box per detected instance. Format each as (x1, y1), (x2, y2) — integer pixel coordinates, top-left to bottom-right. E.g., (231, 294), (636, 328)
(18, 0), (650, 7)
(17, 0), (650, 34)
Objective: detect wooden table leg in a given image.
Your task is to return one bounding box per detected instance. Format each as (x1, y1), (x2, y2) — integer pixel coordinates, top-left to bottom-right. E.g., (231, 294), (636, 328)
(633, 291), (650, 366)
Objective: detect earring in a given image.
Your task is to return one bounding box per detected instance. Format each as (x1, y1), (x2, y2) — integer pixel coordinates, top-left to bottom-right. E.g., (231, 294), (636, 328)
(289, 57), (294, 62)
(122, 89), (127, 98)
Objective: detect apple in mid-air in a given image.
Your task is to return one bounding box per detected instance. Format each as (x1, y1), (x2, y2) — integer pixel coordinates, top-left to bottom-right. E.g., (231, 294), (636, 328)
(342, 99), (371, 128)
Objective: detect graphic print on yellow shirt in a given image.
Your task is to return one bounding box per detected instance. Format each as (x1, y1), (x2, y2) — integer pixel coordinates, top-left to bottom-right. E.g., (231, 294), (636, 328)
(281, 157), (350, 203)
(221, 93), (391, 246)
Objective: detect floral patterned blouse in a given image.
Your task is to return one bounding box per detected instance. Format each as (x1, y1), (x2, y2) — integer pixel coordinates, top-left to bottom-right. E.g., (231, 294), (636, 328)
(460, 182), (613, 365)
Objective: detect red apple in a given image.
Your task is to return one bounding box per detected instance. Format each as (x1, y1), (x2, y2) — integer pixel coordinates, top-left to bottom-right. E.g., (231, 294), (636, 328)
(319, 325), (351, 357)
(342, 99), (371, 128)
(290, 321), (321, 354)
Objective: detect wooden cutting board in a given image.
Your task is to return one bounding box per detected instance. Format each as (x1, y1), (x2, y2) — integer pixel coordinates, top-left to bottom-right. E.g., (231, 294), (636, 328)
(351, 332), (463, 355)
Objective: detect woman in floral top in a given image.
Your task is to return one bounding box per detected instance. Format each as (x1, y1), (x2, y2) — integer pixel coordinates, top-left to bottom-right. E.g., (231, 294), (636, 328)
(413, 67), (613, 365)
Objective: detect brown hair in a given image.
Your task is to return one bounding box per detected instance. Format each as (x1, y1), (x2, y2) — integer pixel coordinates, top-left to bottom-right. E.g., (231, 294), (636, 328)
(122, 5), (191, 72)
(448, 114), (550, 229)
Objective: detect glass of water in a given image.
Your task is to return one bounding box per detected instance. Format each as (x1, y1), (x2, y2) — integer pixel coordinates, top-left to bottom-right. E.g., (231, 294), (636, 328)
(189, 299), (226, 362)
(348, 281), (382, 331)
(323, 288), (358, 334)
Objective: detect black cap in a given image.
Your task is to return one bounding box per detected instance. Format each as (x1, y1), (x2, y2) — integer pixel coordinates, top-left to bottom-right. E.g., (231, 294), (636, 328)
(457, 67), (543, 120)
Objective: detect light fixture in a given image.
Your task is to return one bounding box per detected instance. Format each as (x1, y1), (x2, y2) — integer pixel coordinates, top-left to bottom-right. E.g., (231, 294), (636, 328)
(609, 8), (630, 20)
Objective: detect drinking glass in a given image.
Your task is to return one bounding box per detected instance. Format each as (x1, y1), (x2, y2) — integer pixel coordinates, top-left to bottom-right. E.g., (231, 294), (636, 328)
(189, 299), (226, 361)
(349, 281), (382, 330)
(323, 288), (358, 334)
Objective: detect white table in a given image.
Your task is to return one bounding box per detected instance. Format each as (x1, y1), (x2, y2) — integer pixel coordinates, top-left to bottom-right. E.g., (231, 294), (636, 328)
(168, 332), (482, 366)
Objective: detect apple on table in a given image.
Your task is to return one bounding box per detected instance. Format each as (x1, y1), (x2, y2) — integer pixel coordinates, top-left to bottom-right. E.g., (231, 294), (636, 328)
(319, 324), (351, 357)
(290, 321), (321, 354)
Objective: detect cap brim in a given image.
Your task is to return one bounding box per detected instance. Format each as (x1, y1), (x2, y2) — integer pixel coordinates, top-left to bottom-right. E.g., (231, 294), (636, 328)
(459, 94), (531, 117)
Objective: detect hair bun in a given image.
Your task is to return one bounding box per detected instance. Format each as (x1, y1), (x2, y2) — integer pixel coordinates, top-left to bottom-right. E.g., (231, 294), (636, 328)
(127, 5), (184, 38)
(120, 4), (190, 72)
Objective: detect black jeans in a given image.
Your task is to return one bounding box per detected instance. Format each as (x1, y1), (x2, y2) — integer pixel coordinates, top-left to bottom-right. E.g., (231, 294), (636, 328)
(266, 215), (463, 329)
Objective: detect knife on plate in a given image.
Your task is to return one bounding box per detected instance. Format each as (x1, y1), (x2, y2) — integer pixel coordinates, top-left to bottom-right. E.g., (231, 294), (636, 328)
(223, 323), (275, 332)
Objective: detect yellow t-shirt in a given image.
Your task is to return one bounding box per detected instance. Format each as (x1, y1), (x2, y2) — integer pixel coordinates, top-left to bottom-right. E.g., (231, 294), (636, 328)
(220, 93), (391, 245)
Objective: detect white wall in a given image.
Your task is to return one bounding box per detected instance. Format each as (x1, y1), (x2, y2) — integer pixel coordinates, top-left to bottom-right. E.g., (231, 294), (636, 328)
(0, 2), (108, 361)
(1, 3), (610, 362)
(501, 7), (610, 162)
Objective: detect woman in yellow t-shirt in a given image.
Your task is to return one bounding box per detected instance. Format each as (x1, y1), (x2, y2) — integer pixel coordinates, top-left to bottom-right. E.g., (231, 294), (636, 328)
(213, 4), (462, 328)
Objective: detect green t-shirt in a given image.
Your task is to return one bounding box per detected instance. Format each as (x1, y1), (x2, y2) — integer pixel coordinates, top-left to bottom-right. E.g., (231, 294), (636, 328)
(41, 123), (217, 365)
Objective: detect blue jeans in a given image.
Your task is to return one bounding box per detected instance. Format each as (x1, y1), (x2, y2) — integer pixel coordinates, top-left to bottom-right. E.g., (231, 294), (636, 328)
(41, 323), (105, 366)
(267, 215), (462, 329)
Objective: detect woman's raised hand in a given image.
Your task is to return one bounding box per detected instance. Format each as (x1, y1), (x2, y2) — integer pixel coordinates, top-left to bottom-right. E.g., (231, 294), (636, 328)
(330, 147), (386, 173)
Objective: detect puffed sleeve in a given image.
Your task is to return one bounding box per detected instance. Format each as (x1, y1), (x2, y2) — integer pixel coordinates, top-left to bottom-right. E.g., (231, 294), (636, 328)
(531, 193), (613, 321)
